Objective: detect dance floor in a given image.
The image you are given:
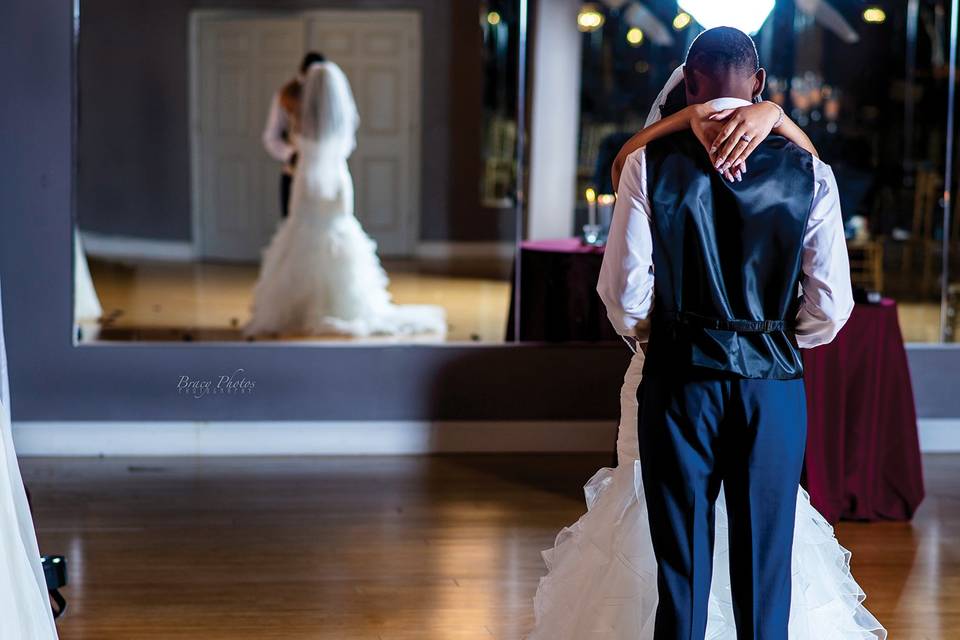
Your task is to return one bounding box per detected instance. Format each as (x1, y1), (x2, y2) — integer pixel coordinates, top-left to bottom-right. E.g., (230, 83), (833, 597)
(22, 453), (960, 639)
(83, 258), (511, 343)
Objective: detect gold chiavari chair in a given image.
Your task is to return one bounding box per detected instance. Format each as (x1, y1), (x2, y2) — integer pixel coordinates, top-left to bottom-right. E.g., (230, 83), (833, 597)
(900, 168), (942, 296)
(848, 239), (884, 293)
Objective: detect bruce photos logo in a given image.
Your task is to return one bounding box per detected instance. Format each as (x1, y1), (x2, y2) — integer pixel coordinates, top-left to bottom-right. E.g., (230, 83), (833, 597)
(177, 369), (256, 398)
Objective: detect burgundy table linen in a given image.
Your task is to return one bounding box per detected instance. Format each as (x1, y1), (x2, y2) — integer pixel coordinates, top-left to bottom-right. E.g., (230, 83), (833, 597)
(801, 299), (925, 523)
(506, 239), (620, 342)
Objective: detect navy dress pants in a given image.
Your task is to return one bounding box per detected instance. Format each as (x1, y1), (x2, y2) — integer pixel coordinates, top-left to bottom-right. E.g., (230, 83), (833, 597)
(637, 370), (807, 640)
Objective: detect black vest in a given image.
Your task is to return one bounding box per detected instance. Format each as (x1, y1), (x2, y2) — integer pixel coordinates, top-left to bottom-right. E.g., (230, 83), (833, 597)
(643, 131), (815, 380)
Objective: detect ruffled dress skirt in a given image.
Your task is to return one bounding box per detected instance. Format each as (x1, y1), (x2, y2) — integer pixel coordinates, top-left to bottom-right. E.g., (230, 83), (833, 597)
(528, 351), (886, 640)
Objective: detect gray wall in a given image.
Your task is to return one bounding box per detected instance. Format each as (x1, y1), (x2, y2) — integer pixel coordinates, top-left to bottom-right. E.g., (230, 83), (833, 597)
(78, 0), (192, 240)
(77, 0), (504, 243)
(1, 0), (958, 425)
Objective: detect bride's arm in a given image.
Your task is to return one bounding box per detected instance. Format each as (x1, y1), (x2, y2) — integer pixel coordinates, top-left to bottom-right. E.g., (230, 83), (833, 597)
(611, 104), (715, 191)
(611, 101), (819, 191)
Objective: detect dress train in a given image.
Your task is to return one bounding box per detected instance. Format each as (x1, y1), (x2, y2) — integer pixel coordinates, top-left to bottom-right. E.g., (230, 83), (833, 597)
(244, 144), (446, 338)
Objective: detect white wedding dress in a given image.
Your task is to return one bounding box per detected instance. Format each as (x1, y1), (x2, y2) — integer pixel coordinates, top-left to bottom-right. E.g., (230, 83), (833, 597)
(0, 280), (59, 640)
(245, 62), (446, 338)
(528, 345), (886, 640)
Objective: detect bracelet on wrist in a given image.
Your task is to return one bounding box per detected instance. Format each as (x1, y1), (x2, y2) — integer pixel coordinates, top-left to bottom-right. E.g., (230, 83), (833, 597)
(765, 100), (785, 129)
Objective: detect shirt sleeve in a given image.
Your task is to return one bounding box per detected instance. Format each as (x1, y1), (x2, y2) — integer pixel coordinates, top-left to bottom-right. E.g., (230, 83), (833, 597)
(597, 149), (655, 341)
(794, 158), (854, 348)
(262, 93), (295, 163)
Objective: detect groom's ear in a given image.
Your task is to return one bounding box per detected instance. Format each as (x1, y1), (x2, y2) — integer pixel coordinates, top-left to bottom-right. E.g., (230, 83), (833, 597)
(752, 68), (767, 101)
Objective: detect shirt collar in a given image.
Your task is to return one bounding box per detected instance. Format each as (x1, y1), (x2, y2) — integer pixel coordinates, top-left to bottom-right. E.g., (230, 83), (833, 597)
(708, 97), (754, 110)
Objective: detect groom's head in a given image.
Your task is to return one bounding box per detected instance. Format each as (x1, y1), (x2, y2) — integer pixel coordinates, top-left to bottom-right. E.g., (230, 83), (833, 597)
(683, 27), (765, 105)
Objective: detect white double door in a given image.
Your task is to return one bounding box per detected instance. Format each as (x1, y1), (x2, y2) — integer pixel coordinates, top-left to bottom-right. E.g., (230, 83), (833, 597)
(192, 10), (421, 261)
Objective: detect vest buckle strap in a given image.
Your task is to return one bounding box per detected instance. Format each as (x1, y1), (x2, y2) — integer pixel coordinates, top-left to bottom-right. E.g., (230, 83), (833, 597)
(663, 311), (786, 334)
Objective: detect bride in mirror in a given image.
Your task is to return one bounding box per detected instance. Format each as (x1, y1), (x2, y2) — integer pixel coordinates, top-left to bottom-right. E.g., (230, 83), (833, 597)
(244, 61), (446, 339)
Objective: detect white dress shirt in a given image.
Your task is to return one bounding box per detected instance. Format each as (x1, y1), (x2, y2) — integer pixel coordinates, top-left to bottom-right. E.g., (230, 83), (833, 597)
(597, 98), (854, 349)
(262, 92), (297, 172)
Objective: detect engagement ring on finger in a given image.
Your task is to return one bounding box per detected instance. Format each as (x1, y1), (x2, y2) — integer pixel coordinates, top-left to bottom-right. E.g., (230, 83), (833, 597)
(741, 134), (753, 142)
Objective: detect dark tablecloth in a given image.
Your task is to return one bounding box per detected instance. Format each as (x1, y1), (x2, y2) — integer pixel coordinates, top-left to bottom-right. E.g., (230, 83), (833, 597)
(802, 299), (925, 523)
(509, 238), (924, 523)
(506, 238), (619, 342)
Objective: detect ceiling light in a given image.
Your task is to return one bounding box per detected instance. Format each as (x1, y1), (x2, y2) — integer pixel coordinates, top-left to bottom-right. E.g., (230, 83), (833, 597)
(678, 0), (776, 35)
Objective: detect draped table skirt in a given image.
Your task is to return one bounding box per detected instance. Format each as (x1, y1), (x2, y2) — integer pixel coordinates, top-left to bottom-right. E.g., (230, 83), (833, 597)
(802, 299), (924, 523)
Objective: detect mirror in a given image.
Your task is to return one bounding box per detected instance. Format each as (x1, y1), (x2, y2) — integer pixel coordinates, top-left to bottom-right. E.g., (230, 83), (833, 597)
(509, 1), (957, 344)
(73, 1), (523, 345)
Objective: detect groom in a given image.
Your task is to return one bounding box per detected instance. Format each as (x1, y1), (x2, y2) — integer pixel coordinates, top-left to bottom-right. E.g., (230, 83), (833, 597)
(598, 27), (852, 639)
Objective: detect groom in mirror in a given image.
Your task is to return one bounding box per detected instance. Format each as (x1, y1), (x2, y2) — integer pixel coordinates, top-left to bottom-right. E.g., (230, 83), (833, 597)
(262, 51), (326, 219)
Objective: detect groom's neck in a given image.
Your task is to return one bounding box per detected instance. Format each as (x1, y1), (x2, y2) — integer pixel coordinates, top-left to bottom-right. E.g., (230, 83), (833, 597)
(685, 69), (755, 103)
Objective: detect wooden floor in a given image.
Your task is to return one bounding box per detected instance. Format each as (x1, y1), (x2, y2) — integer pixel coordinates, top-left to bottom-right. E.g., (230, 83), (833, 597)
(84, 258), (511, 344)
(80, 257), (951, 344)
(21, 454), (960, 639)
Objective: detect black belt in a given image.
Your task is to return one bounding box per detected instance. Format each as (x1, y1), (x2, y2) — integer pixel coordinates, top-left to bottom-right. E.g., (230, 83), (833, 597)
(660, 311), (786, 334)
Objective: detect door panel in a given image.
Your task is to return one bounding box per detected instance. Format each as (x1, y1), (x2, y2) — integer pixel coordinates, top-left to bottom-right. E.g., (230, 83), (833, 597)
(195, 17), (304, 261)
(194, 11), (419, 260)
(307, 11), (421, 256)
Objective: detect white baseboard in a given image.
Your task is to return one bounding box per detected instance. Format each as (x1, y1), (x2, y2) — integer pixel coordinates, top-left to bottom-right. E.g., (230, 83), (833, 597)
(12, 420), (616, 456)
(416, 241), (516, 261)
(917, 419), (960, 453)
(80, 231), (195, 262)
(13, 419), (959, 457)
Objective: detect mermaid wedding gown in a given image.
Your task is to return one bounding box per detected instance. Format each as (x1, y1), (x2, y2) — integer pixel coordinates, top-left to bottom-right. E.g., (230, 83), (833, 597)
(0, 280), (59, 639)
(244, 62), (446, 338)
(528, 350), (886, 639)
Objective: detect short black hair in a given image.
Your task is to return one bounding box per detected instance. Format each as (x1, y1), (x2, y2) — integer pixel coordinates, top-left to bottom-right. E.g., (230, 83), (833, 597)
(685, 27), (759, 78)
(300, 51), (326, 74)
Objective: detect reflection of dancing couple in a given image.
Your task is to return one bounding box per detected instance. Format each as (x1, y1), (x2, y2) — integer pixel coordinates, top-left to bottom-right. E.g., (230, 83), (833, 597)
(529, 28), (885, 639)
(247, 53), (446, 338)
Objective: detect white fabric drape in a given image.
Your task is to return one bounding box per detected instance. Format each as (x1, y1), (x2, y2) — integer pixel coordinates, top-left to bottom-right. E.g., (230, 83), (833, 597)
(0, 279), (58, 639)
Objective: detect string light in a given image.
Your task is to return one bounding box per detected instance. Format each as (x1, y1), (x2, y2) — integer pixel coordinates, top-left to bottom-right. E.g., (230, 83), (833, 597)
(862, 7), (886, 24)
(673, 12), (692, 30)
(577, 4), (605, 32)
(487, 11), (501, 26)
(626, 27), (644, 46)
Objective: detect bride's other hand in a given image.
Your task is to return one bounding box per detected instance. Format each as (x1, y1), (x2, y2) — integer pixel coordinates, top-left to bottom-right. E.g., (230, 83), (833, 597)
(708, 101), (783, 173)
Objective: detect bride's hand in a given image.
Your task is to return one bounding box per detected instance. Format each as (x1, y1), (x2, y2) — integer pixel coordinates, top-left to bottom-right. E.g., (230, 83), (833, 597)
(688, 104), (744, 182)
(708, 101), (783, 174)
